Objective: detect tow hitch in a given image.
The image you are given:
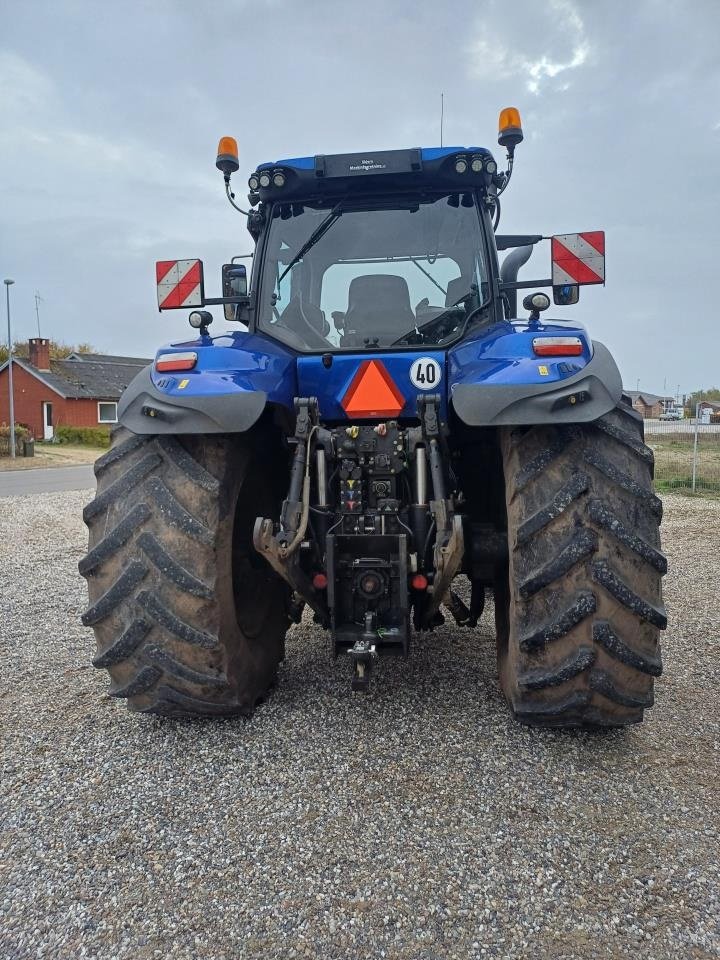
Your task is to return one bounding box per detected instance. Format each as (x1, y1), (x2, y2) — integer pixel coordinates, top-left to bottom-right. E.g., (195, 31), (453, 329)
(349, 613), (378, 692)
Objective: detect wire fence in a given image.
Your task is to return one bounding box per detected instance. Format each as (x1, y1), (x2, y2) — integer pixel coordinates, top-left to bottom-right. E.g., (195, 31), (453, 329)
(644, 419), (720, 496)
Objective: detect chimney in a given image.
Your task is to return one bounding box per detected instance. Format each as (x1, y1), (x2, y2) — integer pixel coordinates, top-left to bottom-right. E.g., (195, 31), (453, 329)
(28, 338), (51, 372)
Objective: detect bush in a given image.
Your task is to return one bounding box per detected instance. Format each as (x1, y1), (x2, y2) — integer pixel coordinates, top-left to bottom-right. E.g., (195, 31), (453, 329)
(0, 422), (30, 456)
(0, 422), (29, 440)
(54, 425), (111, 448)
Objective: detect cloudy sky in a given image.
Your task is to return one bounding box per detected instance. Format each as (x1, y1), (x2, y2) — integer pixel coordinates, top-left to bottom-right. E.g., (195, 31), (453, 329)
(2, 0), (719, 395)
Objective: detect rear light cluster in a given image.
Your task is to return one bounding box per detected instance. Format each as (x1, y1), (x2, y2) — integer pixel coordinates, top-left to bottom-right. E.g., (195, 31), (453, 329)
(155, 351), (197, 372)
(532, 337), (584, 357)
(312, 573), (328, 590)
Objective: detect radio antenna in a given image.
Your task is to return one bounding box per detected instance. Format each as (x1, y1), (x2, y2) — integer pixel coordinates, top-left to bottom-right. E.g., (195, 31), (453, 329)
(34, 292), (44, 338)
(440, 92), (444, 147)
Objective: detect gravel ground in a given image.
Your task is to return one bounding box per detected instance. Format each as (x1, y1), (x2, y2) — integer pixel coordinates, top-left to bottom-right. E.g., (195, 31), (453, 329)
(1, 491), (719, 959)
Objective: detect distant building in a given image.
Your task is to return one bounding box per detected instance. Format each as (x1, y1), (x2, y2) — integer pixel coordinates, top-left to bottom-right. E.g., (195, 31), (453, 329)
(0, 338), (149, 440)
(624, 390), (675, 419)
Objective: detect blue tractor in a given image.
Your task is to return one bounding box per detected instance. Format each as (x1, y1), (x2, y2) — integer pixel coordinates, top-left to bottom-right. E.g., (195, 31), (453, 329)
(80, 108), (666, 726)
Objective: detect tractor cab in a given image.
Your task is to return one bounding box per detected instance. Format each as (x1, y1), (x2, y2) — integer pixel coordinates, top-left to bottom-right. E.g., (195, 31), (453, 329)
(244, 146), (503, 354)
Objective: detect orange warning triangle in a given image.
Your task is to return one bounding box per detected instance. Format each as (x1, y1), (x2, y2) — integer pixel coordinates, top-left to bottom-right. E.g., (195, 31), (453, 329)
(341, 360), (405, 418)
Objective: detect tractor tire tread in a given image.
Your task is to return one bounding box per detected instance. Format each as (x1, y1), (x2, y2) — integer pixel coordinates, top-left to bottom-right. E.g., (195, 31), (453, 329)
(80, 429), (288, 717)
(83, 452), (162, 522)
(157, 436), (220, 493)
(516, 471), (590, 544)
(592, 620), (662, 676)
(92, 617), (152, 668)
(145, 476), (214, 544)
(499, 400), (665, 728)
(136, 531), (214, 598)
(590, 559), (667, 628)
(110, 665), (162, 699)
(136, 590), (217, 648)
(78, 503), (152, 576)
(586, 499), (667, 573)
(519, 590), (597, 653)
(95, 433), (151, 477)
(81, 560), (149, 626)
(519, 528), (598, 599)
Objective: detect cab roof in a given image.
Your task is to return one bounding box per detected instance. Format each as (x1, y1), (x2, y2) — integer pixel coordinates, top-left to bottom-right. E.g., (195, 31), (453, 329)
(256, 146), (492, 171)
(250, 146), (498, 203)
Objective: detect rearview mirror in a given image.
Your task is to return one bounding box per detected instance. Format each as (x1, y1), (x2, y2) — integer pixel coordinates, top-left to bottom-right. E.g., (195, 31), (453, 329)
(553, 283), (579, 306)
(222, 263), (248, 322)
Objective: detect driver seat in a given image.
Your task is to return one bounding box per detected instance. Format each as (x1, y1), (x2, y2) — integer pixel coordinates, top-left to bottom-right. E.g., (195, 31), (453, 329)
(280, 292), (330, 342)
(342, 274), (416, 344)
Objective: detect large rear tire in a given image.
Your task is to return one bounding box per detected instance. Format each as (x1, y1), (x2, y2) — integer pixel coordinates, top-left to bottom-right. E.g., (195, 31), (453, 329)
(80, 428), (289, 717)
(498, 401), (666, 728)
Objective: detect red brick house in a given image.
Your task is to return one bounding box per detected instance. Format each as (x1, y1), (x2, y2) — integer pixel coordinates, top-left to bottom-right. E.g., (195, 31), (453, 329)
(0, 338), (149, 440)
(624, 390), (674, 419)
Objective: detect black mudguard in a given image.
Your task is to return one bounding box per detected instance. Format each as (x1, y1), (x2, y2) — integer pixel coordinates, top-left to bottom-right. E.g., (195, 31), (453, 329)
(118, 366), (267, 435)
(451, 340), (623, 427)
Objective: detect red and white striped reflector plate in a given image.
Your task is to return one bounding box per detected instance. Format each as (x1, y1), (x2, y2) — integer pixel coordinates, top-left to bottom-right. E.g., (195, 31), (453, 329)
(156, 259), (204, 309)
(155, 351), (197, 372)
(533, 336), (584, 357)
(551, 232), (605, 286)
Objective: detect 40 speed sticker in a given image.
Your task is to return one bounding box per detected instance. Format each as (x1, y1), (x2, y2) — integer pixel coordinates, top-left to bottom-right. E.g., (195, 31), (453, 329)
(409, 357), (442, 390)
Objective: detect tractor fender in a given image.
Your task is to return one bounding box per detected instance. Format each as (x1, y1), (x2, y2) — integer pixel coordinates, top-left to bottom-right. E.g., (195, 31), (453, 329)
(118, 365), (268, 435)
(451, 340), (623, 427)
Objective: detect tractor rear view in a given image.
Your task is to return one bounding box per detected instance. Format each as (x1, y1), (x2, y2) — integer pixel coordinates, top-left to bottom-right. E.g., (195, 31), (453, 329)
(80, 108), (665, 727)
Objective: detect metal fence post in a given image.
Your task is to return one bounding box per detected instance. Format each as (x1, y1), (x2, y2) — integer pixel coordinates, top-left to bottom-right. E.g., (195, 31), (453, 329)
(692, 403), (700, 493)
(4, 279), (16, 458)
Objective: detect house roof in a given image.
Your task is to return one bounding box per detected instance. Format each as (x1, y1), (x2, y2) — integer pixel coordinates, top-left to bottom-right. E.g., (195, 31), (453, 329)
(66, 351), (152, 365)
(0, 354), (149, 400)
(624, 390), (674, 405)
(50, 358), (149, 399)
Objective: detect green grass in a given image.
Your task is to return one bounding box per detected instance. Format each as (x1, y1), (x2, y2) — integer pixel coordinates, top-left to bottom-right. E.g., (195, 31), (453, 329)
(646, 433), (720, 496)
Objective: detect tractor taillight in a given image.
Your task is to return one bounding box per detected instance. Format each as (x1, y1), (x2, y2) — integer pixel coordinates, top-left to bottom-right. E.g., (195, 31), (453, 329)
(155, 351), (197, 372)
(532, 337), (583, 357)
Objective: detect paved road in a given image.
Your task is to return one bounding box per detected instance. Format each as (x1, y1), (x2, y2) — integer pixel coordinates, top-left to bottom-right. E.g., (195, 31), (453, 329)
(0, 465), (95, 498)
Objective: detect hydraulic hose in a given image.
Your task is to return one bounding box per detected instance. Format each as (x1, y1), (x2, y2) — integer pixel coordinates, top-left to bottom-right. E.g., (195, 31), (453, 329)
(281, 426), (318, 558)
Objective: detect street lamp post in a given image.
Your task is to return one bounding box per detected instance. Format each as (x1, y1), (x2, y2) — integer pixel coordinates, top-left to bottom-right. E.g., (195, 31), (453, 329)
(4, 279), (16, 458)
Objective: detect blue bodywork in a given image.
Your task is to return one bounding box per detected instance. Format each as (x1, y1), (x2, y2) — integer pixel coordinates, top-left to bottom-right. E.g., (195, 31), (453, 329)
(150, 320), (593, 424)
(153, 331), (298, 409)
(133, 142), (614, 432)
